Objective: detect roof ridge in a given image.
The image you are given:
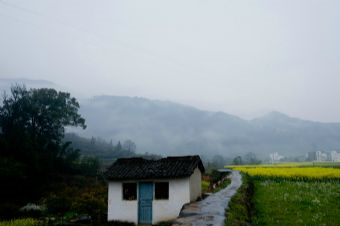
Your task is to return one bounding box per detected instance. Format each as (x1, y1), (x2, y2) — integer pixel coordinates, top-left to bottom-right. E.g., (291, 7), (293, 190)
(106, 155), (205, 180)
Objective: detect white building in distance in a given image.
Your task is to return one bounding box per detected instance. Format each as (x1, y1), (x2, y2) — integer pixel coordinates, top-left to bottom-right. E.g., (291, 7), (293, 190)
(330, 151), (340, 162)
(316, 151), (329, 162)
(269, 152), (284, 163)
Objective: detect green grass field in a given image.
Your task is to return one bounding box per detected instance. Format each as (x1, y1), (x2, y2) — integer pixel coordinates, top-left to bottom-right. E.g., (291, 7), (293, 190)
(252, 180), (340, 226)
(226, 162), (340, 226)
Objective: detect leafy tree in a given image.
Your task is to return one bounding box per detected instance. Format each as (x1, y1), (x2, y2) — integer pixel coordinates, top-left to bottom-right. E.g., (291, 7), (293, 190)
(58, 142), (81, 173)
(115, 141), (122, 152)
(233, 156), (242, 165)
(0, 85), (86, 175)
(243, 152), (261, 164)
(63, 133), (140, 161)
(211, 154), (226, 168)
(78, 156), (100, 176)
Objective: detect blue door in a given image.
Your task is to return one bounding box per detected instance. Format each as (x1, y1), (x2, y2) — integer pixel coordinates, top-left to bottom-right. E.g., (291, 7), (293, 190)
(138, 182), (153, 224)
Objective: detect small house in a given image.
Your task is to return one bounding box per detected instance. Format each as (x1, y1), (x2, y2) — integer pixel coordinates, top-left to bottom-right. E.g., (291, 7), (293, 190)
(105, 155), (205, 224)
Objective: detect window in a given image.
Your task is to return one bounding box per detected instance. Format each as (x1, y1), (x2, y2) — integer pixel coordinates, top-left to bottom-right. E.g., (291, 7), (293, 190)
(155, 182), (169, 200)
(122, 183), (137, 200)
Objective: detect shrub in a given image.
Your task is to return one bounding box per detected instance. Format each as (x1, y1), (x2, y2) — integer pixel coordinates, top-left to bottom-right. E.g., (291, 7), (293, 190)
(71, 190), (106, 220)
(0, 203), (21, 220)
(19, 203), (46, 218)
(44, 194), (72, 214)
(154, 221), (172, 226)
(104, 220), (135, 226)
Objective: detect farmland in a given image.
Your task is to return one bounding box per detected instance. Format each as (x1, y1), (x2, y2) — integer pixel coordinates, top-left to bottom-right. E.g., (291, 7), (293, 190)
(231, 166), (340, 180)
(227, 163), (340, 226)
(230, 161), (340, 168)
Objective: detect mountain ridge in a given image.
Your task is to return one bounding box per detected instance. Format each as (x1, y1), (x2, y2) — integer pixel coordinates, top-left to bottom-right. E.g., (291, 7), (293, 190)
(74, 95), (340, 158)
(2, 80), (340, 158)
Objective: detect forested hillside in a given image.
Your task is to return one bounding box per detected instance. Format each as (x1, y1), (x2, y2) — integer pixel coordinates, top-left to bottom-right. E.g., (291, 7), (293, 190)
(76, 96), (340, 158)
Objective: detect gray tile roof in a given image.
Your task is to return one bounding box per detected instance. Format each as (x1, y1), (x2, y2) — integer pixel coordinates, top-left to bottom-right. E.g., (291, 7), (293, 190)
(105, 155), (205, 180)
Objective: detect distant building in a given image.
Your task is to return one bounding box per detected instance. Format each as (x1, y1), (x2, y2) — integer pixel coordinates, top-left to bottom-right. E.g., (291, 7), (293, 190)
(269, 152), (284, 163)
(330, 151), (340, 162)
(307, 152), (317, 161)
(315, 151), (329, 162)
(307, 150), (340, 162)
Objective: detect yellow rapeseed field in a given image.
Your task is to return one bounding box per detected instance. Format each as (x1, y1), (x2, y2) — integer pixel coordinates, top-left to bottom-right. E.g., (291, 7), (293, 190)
(229, 166), (340, 180)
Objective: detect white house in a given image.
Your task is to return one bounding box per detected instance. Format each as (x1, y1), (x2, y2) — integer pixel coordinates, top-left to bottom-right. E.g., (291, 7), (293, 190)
(105, 155), (205, 225)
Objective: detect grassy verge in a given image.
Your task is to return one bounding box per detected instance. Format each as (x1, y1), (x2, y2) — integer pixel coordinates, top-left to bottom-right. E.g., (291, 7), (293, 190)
(0, 218), (40, 226)
(202, 178), (231, 194)
(225, 174), (253, 226)
(202, 180), (210, 193)
(202, 169), (232, 194)
(214, 178), (231, 193)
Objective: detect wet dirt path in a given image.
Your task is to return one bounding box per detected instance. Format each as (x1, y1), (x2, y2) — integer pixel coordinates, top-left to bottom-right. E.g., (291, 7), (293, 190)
(172, 171), (242, 226)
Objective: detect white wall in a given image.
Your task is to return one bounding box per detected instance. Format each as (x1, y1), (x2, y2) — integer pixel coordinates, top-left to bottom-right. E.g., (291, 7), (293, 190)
(153, 178), (190, 224)
(189, 167), (202, 201)
(107, 181), (138, 224)
(108, 176), (197, 224)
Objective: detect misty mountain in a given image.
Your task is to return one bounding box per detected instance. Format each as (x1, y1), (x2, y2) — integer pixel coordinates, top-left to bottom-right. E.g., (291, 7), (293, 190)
(74, 96), (340, 158)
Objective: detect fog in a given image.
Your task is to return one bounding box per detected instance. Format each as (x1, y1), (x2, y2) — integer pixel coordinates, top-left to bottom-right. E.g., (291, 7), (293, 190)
(1, 0), (340, 122)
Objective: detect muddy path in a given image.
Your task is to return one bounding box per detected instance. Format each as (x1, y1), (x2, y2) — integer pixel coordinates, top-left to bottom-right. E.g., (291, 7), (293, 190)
(172, 171), (242, 226)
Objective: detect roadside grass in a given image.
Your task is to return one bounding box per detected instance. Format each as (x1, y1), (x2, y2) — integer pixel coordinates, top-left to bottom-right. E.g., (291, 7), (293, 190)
(225, 174), (253, 226)
(213, 178), (231, 193)
(201, 180), (210, 193)
(202, 170), (231, 194)
(100, 220), (135, 226)
(252, 180), (340, 226)
(0, 218), (40, 226)
(153, 221), (172, 226)
(0, 219), (138, 226)
(202, 178), (231, 194)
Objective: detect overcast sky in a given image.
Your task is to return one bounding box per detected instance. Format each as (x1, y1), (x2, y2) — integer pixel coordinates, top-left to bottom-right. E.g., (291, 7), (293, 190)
(1, 0), (340, 122)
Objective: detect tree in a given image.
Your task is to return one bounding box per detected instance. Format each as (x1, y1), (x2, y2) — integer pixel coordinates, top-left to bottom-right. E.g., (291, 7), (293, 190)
(243, 152), (261, 164)
(115, 141), (122, 152)
(233, 156), (242, 165)
(0, 85), (86, 175)
(211, 154), (226, 168)
(78, 156), (100, 176)
(123, 140), (136, 153)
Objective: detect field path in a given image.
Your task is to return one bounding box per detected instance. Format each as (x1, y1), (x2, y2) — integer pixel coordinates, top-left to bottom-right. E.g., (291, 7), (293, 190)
(172, 171), (242, 226)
